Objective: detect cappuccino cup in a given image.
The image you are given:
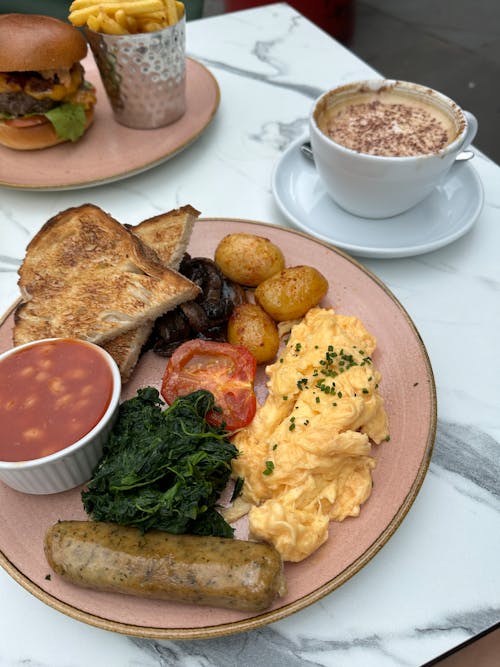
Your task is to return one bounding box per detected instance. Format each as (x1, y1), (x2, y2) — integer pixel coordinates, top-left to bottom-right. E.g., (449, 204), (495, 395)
(309, 80), (478, 218)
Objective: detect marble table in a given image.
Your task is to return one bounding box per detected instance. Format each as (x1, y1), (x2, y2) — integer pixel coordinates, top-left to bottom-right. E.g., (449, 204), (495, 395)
(0, 4), (498, 665)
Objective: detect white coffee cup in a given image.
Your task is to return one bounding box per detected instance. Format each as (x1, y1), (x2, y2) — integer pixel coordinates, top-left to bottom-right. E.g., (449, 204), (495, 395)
(309, 79), (478, 219)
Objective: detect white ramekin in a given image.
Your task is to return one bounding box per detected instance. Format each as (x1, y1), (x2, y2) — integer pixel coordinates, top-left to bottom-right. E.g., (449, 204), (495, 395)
(0, 338), (121, 494)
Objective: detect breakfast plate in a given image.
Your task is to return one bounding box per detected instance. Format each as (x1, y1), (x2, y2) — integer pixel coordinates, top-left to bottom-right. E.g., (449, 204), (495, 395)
(0, 54), (220, 191)
(0, 218), (436, 639)
(272, 135), (484, 259)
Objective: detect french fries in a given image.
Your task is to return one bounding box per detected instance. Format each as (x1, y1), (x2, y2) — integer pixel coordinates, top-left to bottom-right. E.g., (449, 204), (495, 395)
(68, 0), (185, 34)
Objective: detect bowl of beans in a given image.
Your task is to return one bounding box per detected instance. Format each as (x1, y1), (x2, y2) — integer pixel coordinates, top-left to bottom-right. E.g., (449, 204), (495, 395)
(0, 338), (121, 494)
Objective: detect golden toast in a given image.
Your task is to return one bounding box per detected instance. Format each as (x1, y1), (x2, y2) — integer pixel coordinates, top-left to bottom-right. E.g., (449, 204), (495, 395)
(13, 204), (200, 350)
(129, 204), (198, 269)
(102, 205), (200, 380)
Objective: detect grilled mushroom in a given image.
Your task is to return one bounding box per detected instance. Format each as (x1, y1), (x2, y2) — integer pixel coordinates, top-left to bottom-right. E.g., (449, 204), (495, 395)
(148, 255), (246, 357)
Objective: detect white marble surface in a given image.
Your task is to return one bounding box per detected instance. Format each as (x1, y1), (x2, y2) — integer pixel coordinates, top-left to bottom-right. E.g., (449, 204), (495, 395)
(0, 4), (499, 665)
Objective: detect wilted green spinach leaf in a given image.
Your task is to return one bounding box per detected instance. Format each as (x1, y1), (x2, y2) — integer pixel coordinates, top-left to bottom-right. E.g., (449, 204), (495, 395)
(82, 387), (238, 538)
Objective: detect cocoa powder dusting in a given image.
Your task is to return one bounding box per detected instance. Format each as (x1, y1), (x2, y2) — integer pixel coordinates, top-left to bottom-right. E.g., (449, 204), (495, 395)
(325, 100), (450, 156)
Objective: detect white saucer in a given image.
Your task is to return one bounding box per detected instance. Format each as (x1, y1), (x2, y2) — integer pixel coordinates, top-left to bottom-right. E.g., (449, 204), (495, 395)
(272, 136), (484, 259)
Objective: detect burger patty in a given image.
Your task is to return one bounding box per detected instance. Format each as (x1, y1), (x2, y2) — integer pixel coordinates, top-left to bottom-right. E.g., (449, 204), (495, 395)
(0, 65), (84, 118)
(0, 91), (57, 117)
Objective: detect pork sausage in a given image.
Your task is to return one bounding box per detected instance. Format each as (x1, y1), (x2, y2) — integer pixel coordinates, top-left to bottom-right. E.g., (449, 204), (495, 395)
(44, 521), (287, 612)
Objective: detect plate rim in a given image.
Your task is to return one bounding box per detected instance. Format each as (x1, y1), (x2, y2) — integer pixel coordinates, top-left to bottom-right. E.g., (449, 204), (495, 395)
(0, 218), (437, 639)
(272, 135), (484, 259)
(0, 57), (220, 192)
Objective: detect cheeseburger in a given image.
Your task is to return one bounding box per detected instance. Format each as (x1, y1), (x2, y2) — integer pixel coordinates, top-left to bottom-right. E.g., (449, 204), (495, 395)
(0, 13), (96, 150)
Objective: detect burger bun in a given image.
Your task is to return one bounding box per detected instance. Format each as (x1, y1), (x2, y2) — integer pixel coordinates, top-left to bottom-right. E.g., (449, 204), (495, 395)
(0, 13), (87, 71)
(0, 109), (94, 151)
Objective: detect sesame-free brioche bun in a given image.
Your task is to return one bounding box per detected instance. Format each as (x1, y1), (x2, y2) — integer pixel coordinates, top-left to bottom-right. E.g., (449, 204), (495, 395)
(0, 13), (87, 71)
(0, 108), (94, 151)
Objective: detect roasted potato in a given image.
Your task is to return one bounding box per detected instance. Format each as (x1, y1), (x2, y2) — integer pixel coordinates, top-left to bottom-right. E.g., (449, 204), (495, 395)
(214, 233), (285, 287)
(227, 303), (280, 364)
(255, 265), (329, 321)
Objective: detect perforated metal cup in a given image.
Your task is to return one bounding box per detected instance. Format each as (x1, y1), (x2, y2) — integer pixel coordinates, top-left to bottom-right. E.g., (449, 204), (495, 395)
(85, 16), (186, 129)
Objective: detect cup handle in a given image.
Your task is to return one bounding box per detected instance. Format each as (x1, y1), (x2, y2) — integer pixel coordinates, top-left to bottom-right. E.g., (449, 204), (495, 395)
(459, 111), (478, 151)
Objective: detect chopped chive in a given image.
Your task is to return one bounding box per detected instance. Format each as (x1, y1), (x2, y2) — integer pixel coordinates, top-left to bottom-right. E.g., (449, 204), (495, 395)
(263, 461), (275, 475)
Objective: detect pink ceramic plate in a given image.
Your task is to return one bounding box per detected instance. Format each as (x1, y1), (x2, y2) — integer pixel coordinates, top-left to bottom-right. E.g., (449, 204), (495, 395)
(0, 219), (436, 639)
(0, 55), (220, 190)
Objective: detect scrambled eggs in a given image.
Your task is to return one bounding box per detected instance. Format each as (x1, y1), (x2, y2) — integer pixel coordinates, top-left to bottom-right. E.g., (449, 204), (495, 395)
(232, 307), (390, 562)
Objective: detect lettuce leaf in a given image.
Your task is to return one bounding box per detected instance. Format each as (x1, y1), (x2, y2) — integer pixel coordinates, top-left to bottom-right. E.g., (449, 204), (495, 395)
(44, 103), (87, 142)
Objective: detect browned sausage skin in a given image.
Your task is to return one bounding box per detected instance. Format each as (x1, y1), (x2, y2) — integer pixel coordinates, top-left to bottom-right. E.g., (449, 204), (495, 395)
(44, 521), (287, 612)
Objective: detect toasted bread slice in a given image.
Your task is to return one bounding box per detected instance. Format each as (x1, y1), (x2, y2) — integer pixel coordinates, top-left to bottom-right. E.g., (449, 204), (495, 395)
(13, 204), (200, 348)
(129, 204), (199, 270)
(102, 205), (200, 380)
(101, 321), (154, 382)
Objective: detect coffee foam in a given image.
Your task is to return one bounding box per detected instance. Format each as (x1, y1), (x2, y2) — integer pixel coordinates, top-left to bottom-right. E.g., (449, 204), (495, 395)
(315, 84), (463, 157)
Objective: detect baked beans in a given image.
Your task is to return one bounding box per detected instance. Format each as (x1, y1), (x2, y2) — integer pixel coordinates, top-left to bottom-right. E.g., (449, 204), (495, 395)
(0, 339), (113, 462)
